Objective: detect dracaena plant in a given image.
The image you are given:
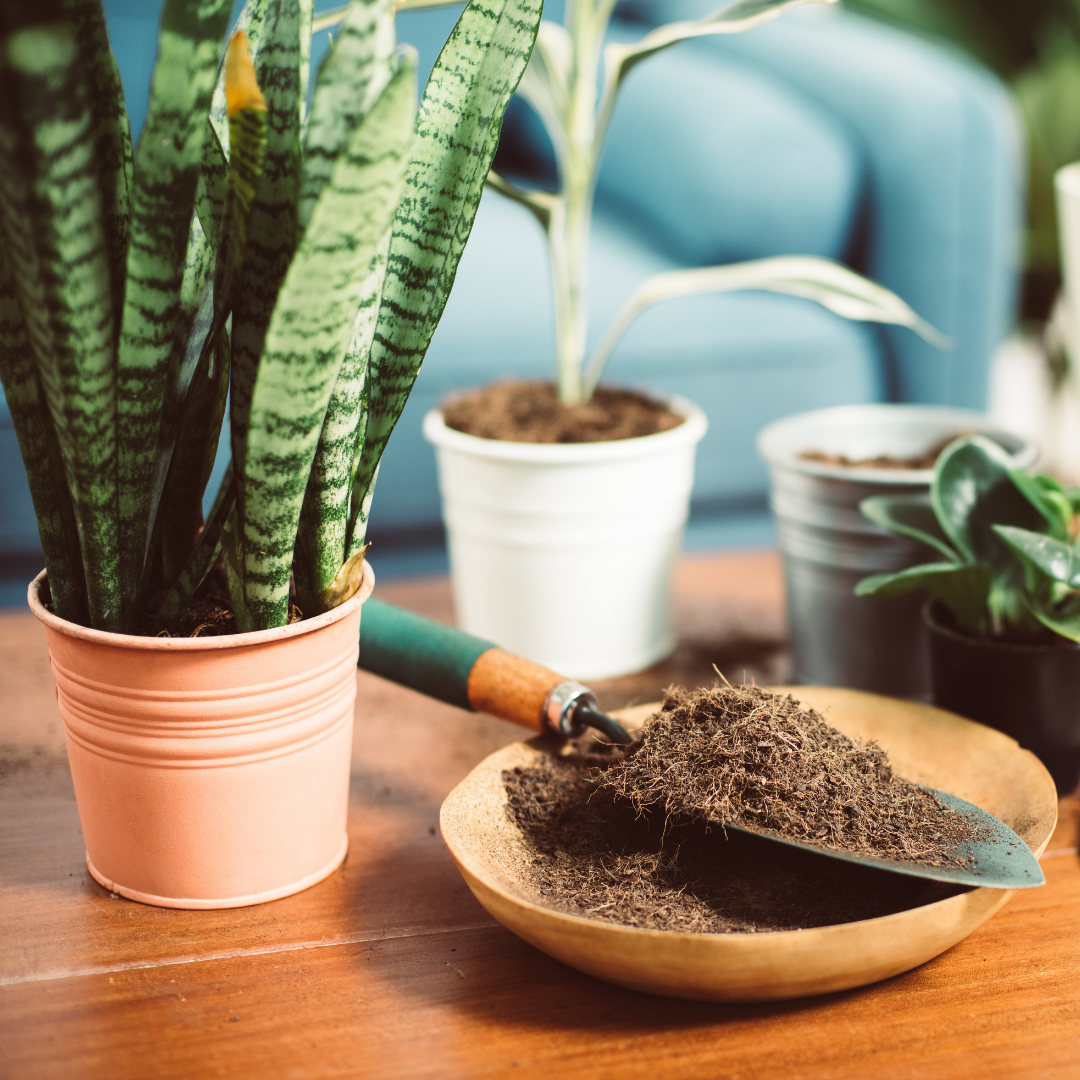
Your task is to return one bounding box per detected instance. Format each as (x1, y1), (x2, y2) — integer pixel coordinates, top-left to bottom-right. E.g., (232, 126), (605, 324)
(855, 435), (1080, 643)
(0, 0), (541, 634)
(486, 0), (947, 406)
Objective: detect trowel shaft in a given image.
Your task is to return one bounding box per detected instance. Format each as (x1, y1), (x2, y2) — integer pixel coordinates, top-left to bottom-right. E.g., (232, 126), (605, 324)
(356, 598), (631, 742)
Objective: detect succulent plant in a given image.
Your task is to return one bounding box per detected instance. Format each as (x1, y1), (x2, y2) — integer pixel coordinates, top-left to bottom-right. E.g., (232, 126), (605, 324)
(0, 0), (541, 632)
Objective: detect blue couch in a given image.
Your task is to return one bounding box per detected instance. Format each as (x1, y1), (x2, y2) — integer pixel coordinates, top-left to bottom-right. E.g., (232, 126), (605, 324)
(0, 1), (1022, 587)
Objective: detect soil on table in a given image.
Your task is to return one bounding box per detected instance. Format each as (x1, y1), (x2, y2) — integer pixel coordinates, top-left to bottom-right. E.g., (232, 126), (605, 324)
(442, 380), (683, 443)
(502, 683), (987, 934)
(798, 435), (964, 471)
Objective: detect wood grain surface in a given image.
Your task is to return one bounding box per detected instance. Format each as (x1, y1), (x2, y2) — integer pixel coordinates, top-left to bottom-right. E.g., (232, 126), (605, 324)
(1, 551), (1078, 1080)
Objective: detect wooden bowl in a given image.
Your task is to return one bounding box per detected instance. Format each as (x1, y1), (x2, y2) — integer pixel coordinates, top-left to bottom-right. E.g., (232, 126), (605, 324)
(440, 687), (1058, 1002)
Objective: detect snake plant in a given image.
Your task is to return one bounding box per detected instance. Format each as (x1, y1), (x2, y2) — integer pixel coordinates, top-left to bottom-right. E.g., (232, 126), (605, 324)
(856, 435), (1080, 642)
(0, 0), (541, 633)
(487, 0), (946, 405)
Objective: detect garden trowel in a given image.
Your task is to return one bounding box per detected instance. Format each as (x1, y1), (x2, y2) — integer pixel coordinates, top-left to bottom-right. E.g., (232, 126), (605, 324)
(356, 598), (1045, 891)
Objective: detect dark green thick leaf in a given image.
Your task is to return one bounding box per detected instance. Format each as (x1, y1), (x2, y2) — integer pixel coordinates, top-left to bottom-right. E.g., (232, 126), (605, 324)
(0, 16), (121, 629)
(229, 0), (310, 482)
(153, 461), (236, 631)
(0, 250), (87, 623)
(240, 57), (416, 628)
(994, 525), (1080, 588)
(1030, 591), (1080, 643)
(855, 562), (992, 637)
(859, 494), (958, 562)
(160, 323), (231, 582)
(932, 436), (1045, 575)
(1009, 470), (1072, 540)
(116, 0), (232, 629)
(350, 0), (542, 546)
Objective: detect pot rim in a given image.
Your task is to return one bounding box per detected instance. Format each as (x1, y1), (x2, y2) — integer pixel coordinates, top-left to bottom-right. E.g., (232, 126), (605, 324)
(756, 404), (1038, 484)
(27, 559), (375, 652)
(923, 598), (1080, 655)
(421, 389), (708, 464)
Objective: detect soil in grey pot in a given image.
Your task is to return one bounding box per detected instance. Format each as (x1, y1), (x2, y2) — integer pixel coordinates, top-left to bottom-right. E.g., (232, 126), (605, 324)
(926, 602), (1080, 795)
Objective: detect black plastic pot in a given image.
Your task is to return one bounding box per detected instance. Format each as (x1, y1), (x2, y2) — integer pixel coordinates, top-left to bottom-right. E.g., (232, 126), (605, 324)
(925, 602), (1080, 795)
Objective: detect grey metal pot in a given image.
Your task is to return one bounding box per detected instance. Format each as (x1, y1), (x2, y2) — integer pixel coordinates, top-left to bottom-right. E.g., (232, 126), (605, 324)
(756, 405), (1037, 698)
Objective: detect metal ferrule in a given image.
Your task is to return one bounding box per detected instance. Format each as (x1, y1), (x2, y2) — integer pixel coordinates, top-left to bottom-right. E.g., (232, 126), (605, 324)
(542, 680), (597, 738)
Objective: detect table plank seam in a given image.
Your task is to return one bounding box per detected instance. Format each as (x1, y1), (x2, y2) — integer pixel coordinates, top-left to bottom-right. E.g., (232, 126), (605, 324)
(0, 920), (502, 987)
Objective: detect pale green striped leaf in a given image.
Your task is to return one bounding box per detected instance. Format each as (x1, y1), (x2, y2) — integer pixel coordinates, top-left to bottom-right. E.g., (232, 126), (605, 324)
(240, 56), (416, 628)
(351, 0), (542, 545)
(299, 0), (396, 233)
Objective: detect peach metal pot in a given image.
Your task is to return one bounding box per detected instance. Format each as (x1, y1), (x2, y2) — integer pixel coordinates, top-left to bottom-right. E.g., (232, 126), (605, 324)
(28, 563), (374, 909)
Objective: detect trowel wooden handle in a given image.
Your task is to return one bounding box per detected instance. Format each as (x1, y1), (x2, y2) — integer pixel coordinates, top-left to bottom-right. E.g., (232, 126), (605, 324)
(357, 598), (590, 735)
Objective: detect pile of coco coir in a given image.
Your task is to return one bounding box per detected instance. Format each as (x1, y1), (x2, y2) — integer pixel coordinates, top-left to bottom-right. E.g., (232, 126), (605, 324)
(502, 684), (985, 934)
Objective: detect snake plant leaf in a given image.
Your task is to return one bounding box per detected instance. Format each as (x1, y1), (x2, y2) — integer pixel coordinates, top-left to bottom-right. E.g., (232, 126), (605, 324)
(859, 495), (959, 563)
(299, 0), (396, 234)
(994, 526), (1080, 589)
(351, 0), (543, 544)
(0, 252), (88, 624)
(240, 56), (416, 628)
(0, 17), (122, 629)
(598, 0), (833, 134)
(582, 256), (947, 396)
(228, 0), (311, 482)
(932, 436), (1046, 575)
(855, 562), (992, 637)
(153, 461), (236, 632)
(160, 322), (231, 582)
(116, 0), (233, 629)
(63, 0), (133, 332)
(294, 231), (388, 612)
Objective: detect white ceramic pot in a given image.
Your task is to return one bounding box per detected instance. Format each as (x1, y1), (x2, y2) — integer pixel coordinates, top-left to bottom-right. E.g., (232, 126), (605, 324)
(423, 394), (708, 680)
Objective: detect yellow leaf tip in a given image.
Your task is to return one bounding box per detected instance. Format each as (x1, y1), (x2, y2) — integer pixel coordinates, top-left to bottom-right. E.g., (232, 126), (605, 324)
(226, 32), (266, 116)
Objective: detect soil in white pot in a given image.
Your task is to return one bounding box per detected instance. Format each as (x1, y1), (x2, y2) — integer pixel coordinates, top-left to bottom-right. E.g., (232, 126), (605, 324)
(442, 379), (683, 443)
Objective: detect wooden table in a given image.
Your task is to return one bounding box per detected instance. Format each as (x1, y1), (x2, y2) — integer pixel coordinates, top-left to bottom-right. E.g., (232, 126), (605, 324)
(2, 551), (1079, 1080)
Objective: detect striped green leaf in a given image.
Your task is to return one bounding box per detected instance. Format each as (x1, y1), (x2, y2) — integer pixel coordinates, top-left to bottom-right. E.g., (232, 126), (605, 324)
(228, 0), (311, 482)
(0, 249), (88, 624)
(350, 0), (542, 546)
(240, 55), (416, 628)
(159, 316), (231, 582)
(0, 17), (121, 629)
(116, 0), (232, 630)
(156, 32), (269, 587)
(153, 460), (235, 631)
(298, 0), (396, 233)
(293, 233), (387, 612)
(63, 0), (133, 334)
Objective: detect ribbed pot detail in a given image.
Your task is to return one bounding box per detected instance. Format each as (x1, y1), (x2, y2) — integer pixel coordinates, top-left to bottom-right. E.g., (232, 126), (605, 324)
(28, 564), (374, 910)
